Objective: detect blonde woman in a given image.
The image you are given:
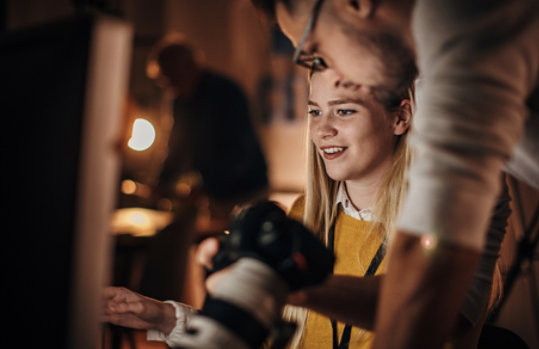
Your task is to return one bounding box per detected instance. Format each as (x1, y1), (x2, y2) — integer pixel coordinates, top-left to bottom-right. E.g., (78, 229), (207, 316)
(282, 69), (412, 349)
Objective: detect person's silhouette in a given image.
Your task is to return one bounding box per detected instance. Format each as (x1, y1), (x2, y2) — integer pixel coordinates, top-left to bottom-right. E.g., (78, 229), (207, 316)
(147, 35), (269, 225)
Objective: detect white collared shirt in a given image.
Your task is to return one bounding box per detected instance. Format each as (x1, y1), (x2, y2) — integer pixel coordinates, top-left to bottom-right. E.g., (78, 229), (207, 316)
(335, 183), (372, 221)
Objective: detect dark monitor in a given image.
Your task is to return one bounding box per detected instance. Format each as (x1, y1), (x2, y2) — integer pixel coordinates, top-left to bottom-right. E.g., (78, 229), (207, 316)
(2, 13), (132, 348)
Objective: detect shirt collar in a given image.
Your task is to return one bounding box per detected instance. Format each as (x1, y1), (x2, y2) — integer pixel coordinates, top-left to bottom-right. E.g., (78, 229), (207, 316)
(335, 182), (373, 221)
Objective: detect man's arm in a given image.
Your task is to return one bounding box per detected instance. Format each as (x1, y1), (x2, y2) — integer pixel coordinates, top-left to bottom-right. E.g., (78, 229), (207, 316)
(287, 274), (381, 330)
(373, 233), (480, 348)
(372, 1), (538, 348)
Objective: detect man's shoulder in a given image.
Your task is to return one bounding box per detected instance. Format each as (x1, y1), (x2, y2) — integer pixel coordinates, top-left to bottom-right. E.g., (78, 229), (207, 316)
(203, 70), (241, 90)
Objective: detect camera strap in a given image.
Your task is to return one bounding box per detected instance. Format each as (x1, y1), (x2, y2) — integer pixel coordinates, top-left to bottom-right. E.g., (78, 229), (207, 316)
(327, 221), (386, 349)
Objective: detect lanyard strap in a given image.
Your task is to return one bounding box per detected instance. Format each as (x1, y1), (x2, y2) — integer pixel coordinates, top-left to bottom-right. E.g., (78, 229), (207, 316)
(327, 221), (386, 349)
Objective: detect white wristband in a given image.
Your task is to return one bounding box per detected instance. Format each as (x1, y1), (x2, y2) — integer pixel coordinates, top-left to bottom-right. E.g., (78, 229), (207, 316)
(146, 301), (198, 347)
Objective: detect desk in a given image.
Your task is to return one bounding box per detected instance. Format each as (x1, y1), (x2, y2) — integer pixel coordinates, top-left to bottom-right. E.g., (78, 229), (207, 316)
(110, 207), (174, 291)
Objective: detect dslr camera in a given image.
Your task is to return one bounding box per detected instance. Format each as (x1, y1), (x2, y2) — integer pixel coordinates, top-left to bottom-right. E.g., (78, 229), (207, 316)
(174, 201), (334, 349)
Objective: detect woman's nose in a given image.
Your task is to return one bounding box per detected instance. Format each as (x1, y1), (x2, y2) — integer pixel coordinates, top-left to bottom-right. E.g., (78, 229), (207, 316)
(316, 116), (337, 139)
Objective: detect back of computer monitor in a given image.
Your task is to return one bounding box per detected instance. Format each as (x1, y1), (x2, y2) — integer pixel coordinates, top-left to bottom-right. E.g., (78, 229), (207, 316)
(2, 13), (132, 348)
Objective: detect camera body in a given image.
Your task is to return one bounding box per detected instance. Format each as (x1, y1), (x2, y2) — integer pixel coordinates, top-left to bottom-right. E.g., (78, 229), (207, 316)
(213, 200), (334, 291)
(174, 201), (334, 349)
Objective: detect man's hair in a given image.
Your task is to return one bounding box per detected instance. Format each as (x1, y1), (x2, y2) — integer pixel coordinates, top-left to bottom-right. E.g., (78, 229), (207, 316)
(146, 33), (203, 80)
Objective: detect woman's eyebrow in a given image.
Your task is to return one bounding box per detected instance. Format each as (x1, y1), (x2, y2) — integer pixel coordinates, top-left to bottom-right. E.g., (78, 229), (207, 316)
(328, 98), (367, 107)
(308, 100), (320, 107)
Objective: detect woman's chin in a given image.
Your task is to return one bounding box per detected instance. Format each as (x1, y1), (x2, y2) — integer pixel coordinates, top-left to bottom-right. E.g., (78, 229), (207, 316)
(326, 170), (348, 182)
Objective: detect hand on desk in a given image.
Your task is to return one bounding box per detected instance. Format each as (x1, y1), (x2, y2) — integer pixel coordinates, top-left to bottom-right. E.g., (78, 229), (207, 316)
(102, 237), (226, 335)
(102, 286), (177, 335)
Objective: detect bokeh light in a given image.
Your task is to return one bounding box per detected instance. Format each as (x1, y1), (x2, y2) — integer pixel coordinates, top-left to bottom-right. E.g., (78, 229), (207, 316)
(128, 118), (156, 151)
(121, 179), (137, 195)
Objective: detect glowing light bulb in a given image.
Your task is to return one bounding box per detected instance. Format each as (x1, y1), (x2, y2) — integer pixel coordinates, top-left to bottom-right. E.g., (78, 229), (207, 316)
(128, 118), (155, 151)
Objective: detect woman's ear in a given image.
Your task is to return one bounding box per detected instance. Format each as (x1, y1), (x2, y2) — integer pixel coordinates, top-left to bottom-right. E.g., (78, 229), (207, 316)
(333, 0), (376, 19)
(393, 99), (412, 136)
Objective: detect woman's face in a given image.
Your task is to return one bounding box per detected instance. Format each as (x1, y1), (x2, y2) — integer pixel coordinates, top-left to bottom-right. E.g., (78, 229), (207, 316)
(308, 72), (400, 182)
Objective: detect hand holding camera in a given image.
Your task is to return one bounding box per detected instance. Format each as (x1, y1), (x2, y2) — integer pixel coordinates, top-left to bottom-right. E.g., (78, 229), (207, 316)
(175, 201), (334, 349)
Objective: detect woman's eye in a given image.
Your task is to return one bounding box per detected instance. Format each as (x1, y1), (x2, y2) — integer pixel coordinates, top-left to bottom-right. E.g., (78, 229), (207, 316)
(308, 109), (322, 117)
(337, 109), (356, 116)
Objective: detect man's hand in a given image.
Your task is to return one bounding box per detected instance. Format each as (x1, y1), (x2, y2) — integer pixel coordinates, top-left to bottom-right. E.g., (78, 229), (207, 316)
(373, 231), (480, 349)
(196, 236), (232, 292)
(102, 287), (177, 334)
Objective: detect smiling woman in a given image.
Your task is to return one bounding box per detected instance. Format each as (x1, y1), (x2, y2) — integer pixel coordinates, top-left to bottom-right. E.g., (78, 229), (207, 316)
(307, 71), (406, 186)
(281, 69), (413, 349)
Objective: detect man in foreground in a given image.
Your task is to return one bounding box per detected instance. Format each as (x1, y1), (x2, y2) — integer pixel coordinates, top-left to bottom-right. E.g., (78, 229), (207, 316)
(250, 0), (538, 347)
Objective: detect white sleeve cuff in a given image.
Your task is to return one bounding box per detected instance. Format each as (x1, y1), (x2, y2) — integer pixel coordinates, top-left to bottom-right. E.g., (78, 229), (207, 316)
(146, 301), (198, 347)
(397, 176), (500, 250)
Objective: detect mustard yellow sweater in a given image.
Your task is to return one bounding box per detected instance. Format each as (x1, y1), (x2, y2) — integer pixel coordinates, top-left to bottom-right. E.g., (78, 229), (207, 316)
(288, 196), (386, 349)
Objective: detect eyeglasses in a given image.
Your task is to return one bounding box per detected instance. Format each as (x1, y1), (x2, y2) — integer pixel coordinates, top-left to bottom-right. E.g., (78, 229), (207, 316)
(292, 0), (328, 72)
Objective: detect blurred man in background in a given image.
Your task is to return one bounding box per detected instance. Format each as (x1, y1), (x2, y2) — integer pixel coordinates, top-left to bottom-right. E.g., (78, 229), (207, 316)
(147, 35), (270, 226)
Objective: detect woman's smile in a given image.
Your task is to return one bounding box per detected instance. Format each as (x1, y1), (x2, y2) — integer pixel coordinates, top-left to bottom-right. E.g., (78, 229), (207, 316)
(320, 146), (347, 160)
